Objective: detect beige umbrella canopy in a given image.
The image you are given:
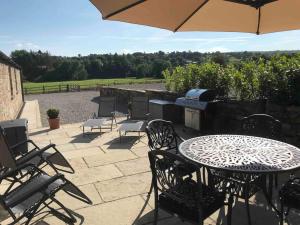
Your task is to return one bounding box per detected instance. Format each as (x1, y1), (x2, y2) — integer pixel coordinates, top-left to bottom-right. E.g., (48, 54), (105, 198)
(90, 0), (300, 34)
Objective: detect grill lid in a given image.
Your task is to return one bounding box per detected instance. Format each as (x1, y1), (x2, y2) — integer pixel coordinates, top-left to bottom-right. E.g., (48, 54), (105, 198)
(185, 89), (216, 101)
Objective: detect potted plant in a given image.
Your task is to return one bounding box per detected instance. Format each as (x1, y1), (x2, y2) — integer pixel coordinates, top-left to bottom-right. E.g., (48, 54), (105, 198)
(47, 108), (60, 129)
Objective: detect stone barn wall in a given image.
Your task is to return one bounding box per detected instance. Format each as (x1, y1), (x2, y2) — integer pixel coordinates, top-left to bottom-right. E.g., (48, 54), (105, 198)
(0, 52), (23, 121)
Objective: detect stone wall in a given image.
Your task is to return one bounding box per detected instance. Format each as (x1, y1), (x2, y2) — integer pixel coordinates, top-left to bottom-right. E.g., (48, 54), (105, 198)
(100, 87), (300, 147)
(213, 100), (300, 147)
(213, 100), (266, 134)
(0, 62), (23, 121)
(100, 87), (181, 113)
(266, 103), (300, 147)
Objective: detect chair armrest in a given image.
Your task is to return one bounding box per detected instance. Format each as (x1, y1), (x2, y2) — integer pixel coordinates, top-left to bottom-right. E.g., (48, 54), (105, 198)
(0, 164), (38, 181)
(20, 144), (56, 161)
(176, 134), (185, 142)
(10, 139), (39, 151)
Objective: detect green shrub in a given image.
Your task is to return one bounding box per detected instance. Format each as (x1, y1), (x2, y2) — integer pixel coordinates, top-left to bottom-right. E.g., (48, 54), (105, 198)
(288, 69), (300, 105)
(163, 62), (232, 96)
(47, 108), (59, 119)
(163, 54), (300, 104)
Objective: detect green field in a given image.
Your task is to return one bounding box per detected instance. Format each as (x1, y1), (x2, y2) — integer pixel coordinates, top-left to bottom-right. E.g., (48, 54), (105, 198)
(23, 77), (164, 94)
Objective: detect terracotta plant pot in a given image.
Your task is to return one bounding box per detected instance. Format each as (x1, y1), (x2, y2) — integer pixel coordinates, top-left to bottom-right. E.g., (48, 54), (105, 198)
(48, 118), (60, 129)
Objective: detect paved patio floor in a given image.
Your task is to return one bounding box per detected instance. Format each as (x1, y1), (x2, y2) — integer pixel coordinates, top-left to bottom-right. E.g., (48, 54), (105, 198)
(1, 119), (300, 225)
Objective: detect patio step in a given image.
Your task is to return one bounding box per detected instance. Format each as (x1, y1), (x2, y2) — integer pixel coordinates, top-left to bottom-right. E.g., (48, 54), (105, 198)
(19, 100), (42, 130)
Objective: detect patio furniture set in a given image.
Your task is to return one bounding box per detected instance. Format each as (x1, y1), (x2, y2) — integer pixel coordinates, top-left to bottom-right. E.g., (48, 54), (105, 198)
(82, 96), (149, 141)
(1, 100), (300, 225)
(145, 115), (300, 225)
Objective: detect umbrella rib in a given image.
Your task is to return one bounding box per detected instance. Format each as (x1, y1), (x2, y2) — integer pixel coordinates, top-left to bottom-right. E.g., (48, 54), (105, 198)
(174, 0), (210, 32)
(103, 0), (147, 20)
(256, 8), (261, 35)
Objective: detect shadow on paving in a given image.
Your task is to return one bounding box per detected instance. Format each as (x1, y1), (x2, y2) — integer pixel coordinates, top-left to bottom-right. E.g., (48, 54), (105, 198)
(29, 128), (51, 136)
(70, 133), (101, 143)
(132, 192), (300, 225)
(103, 136), (145, 150)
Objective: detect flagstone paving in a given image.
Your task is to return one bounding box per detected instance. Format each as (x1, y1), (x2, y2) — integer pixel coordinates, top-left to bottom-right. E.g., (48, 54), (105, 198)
(1, 120), (300, 225)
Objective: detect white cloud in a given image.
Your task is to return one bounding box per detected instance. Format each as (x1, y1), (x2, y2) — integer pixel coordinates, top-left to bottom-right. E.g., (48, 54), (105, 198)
(15, 42), (40, 51)
(65, 35), (89, 39)
(102, 35), (251, 44)
(198, 46), (231, 53)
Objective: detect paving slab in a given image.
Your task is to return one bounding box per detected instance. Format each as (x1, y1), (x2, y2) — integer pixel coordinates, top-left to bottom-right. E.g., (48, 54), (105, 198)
(84, 150), (137, 167)
(95, 172), (151, 202)
(55, 183), (103, 211)
(20, 100), (42, 130)
(64, 164), (123, 186)
(55, 143), (77, 152)
(115, 157), (150, 176)
(42, 196), (153, 225)
(133, 146), (149, 157)
(62, 146), (104, 159)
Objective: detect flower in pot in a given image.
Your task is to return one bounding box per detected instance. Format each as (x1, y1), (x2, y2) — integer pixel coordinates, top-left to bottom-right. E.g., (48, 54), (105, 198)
(47, 108), (60, 129)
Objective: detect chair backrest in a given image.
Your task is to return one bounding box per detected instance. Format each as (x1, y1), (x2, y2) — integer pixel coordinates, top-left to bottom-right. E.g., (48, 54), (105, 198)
(0, 127), (17, 168)
(146, 119), (179, 152)
(130, 96), (148, 120)
(97, 97), (116, 117)
(241, 114), (282, 140)
(148, 150), (199, 204)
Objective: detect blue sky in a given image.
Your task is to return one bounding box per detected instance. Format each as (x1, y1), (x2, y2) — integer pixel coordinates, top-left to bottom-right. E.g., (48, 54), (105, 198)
(1, 0), (300, 56)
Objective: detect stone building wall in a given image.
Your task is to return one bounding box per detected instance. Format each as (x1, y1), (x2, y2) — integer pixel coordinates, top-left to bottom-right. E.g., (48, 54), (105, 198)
(0, 62), (23, 121)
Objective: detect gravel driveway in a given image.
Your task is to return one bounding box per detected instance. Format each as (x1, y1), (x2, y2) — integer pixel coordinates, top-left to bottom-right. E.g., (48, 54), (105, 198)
(25, 83), (166, 127)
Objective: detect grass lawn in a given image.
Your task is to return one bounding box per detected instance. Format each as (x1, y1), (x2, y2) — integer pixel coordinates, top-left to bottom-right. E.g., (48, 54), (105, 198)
(23, 77), (164, 94)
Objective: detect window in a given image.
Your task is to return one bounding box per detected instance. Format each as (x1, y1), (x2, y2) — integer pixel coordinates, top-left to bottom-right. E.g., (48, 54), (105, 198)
(14, 68), (18, 94)
(9, 66), (14, 99)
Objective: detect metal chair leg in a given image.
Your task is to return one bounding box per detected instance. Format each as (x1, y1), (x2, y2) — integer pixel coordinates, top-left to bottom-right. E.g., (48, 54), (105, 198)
(148, 180), (153, 197)
(244, 183), (252, 225)
(280, 199), (284, 225)
(245, 196), (252, 225)
(227, 195), (234, 225)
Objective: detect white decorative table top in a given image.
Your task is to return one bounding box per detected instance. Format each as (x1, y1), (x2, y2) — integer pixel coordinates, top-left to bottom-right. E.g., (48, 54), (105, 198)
(179, 135), (300, 173)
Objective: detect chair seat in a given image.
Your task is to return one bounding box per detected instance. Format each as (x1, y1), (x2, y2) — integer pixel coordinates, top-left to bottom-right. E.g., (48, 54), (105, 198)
(83, 118), (109, 128)
(156, 153), (197, 177)
(4, 173), (65, 214)
(280, 177), (300, 209)
(211, 169), (264, 198)
(159, 181), (226, 222)
(17, 150), (71, 169)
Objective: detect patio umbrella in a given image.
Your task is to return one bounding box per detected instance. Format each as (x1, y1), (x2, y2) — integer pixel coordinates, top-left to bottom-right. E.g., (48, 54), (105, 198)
(90, 0), (300, 34)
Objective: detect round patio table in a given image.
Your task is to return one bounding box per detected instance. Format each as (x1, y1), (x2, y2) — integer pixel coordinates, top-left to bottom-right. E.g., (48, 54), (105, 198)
(179, 135), (300, 173)
(179, 135), (300, 225)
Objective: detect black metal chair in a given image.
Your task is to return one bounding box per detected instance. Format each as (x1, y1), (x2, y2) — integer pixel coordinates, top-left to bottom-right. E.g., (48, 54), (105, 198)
(241, 114), (282, 140)
(0, 127), (74, 176)
(146, 120), (198, 194)
(148, 150), (233, 225)
(146, 119), (183, 154)
(0, 164), (92, 225)
(241, 113), (283, 187)
(209, 114), (283, 225)
(279, 177), (300, 225)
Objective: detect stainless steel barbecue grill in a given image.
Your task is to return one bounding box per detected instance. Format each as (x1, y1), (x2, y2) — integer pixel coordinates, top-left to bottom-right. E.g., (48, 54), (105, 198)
(175, 89), (217, 132)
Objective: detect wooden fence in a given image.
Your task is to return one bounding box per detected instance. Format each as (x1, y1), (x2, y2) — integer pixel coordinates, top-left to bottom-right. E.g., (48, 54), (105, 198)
(24, 80), (164, 95)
